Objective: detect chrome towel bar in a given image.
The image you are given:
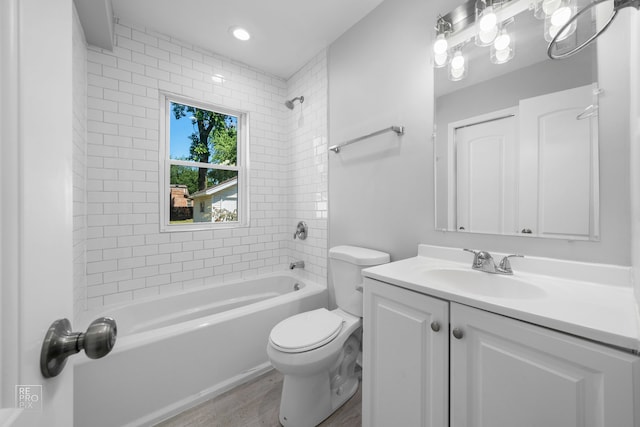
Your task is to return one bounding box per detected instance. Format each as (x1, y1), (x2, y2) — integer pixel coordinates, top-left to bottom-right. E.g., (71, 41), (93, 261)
(329, 125), (405, 153)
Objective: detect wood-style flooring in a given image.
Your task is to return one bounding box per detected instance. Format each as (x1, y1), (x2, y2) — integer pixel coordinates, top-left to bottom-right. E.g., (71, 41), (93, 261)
(154, 369), (362, 427)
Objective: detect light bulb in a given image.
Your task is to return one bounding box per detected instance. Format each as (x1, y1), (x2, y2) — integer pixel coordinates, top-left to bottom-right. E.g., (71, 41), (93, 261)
(495, 48), (511, 62)
(490, 27), (514, 64)
(550, 6), (572, 27)
(434, 52), (448, 67)
(449, 50), (466, 81)
(494, 33), (511, 51)
(451, 67), (465, 79)
(478, 26), (498, 44)
(433, 34), (448, 55)
(544, 1), (576, 42)
(479, 6), (497, 32)
(451, 52), (465, 70)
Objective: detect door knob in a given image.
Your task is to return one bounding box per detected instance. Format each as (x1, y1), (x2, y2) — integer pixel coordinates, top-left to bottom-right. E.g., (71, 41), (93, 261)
(452, 327), (464, 339)
(430, 321), (441, 332)
(40, 317), (117, 378)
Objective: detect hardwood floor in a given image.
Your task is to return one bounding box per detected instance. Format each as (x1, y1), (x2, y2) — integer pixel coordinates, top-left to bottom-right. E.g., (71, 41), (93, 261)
(155, 369), (362, 427)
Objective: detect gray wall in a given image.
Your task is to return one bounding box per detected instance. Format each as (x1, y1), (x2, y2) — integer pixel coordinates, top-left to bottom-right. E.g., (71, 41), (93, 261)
(328, 0), (433, 261)
(328, 0), (632, 265)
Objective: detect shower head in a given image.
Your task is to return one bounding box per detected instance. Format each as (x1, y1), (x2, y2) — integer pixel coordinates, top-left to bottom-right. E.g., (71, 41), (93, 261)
(284, 96), (304, 110)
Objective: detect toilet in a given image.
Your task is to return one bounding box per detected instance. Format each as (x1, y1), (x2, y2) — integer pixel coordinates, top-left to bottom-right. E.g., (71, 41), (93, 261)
(267, 245), (390, 427)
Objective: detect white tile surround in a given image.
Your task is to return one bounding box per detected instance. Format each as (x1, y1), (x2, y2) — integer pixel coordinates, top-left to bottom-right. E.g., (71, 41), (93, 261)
(285, 53), (329, 285)
(82, 19), (327, 309)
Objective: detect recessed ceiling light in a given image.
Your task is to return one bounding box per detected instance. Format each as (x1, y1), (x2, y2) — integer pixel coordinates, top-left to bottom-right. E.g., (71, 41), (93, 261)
(230, 26), (251, 41)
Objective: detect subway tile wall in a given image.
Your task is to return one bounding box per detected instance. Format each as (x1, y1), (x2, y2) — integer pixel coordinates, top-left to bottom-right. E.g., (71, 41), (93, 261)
(73, 5), (88, 318)
(83, 19), (327, 309)
(285, 52), (328, 286)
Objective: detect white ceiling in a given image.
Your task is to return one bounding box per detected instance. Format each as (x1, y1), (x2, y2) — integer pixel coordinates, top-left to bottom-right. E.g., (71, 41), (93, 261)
(109, 0), (385, 79)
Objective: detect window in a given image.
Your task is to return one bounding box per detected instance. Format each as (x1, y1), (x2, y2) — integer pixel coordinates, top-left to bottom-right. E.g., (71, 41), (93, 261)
(160, 95), (247, 231)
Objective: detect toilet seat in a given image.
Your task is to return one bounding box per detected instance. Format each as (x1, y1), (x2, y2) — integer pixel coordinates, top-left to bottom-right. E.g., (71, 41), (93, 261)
(269, 308), (344, 353)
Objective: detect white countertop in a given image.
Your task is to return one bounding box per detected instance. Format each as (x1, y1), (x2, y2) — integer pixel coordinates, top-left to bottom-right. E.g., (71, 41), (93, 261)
(362, 245), (640, 352)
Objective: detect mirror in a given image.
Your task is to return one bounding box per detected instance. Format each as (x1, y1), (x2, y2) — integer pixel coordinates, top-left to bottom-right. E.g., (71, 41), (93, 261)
(434, 0), (600, 240)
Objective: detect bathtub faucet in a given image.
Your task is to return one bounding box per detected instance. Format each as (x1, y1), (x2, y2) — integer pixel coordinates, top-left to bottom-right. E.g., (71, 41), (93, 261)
(289, 260), (305, 270)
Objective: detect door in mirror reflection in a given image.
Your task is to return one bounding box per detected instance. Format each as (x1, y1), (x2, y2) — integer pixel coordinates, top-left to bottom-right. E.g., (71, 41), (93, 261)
(455, 114), (517, 234)
(450, 84), (599, 240)
(517, 84), (599, 239)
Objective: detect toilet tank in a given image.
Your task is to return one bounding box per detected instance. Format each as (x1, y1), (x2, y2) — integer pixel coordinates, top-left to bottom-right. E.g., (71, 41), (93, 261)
(329, 246), (390, 317)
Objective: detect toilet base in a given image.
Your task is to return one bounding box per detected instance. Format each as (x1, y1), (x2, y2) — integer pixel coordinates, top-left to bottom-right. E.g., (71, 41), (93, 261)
(278, 373), (359, 427)
(278, 334), (361, 427)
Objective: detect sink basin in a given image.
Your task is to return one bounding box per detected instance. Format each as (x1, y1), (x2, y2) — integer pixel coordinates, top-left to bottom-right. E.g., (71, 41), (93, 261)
(421, 268), (546, 299)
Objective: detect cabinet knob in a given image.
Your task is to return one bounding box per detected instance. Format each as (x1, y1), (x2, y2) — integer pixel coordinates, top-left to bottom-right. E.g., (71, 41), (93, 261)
(430, 321), (441, 332)
(452, 327), (464, 339)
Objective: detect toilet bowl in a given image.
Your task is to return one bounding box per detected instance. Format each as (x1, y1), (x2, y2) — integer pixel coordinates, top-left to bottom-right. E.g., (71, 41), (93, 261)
(267, 308), (361, 427)
(267, 245), (390, 427)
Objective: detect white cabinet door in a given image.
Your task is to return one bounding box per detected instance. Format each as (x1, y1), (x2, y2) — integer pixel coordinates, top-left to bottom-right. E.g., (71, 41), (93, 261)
(450, 303), (640, 427)
(362, 278), (449, 427)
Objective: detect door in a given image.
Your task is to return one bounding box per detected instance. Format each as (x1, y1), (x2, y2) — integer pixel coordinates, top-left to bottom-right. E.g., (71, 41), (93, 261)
(363, 278), (449, 427)
(1, 0), (75, 425)
(518, 84), (599, 239)
(450, 303), (640, 427)
(454, 113), (517, 234)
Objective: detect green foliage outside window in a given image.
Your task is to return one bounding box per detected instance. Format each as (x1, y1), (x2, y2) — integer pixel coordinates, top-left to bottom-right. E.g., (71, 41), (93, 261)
(171, 102), (238, 192)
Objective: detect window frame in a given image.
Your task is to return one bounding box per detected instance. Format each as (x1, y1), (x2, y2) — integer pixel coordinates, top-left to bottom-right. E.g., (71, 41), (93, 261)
(159, 93), (249, 232)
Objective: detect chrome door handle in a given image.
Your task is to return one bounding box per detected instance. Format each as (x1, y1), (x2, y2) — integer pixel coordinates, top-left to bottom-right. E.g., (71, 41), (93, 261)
(40, 317), (117, 378)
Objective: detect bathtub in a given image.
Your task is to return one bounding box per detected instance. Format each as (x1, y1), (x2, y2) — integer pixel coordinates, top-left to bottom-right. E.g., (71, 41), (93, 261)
(74, 272), (328, 427)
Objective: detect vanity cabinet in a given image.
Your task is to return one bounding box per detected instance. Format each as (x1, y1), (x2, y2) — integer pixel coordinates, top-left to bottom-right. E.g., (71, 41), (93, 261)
(362, 277), (449, 427)
(450, 302), (639, 427)
(363, 277), (640, 427)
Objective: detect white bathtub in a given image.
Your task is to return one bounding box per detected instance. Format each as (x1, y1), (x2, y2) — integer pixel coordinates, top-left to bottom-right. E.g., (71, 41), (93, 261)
(74, 273), (328, 427)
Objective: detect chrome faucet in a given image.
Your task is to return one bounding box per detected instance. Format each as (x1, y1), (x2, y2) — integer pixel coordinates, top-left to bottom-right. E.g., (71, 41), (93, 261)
(289, 260), (305, 270)
(463, 249), (523, 275)
(497, 254), (524, 274)
(293, 221), (308, 240)
(464, 249), (497, 273)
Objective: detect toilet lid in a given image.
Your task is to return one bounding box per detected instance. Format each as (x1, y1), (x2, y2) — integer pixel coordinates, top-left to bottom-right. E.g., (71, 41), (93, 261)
(270, 308), (344, 353)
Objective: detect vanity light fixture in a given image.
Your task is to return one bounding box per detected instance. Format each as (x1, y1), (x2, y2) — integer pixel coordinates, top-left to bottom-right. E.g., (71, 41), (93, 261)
(490, 19), (515, 64)
(433, 16), (453, 68)
(475, 0), (499, 46)
(544, 0), (576, 41)
(448, 49), (468, 81)
(432, 0), (582, 81)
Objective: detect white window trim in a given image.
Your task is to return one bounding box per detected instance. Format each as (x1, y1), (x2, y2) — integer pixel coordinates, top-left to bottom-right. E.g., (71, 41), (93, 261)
(159, 92), (249, 232)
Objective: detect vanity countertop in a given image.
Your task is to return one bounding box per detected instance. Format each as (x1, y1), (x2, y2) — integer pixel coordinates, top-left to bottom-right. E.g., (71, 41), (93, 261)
(362, 245), (640, 352)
